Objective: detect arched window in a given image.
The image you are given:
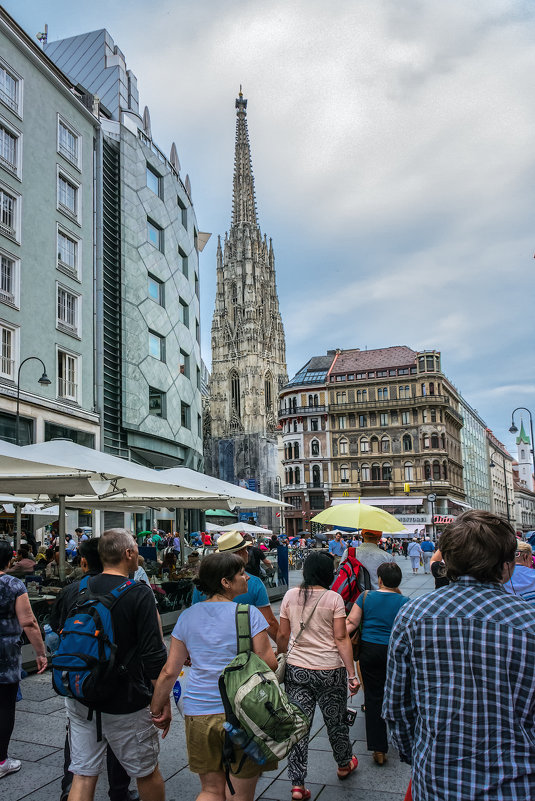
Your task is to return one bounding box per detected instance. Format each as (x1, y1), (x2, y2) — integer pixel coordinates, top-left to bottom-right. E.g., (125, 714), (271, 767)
(431, 433), (439, 449)
(264, 372), (273, 411)
(381, 436), (390, 453)
(360, 437), (369, 453)
(313, 394), (319, 407)
(521, 449), (526, 459)
(288, 467), (293, 484)
(404, 462), (414, 481)
(442, 461), (448, 480)
(371, 463), (381, 481)
(311, 439), (320, 456)
(340, 464), (349, 483)
(292, 397), (297, 412)
(230, 370), (241, 418)
(433, 460), (441, 480)
(429, 382), (435, 396)
(338, 438), (347, 456)
(402, 434), (412, 452)
(284, 444), (289, 460)
(295, 467), (301, 484)
(294, 442), (300, 459)
(308, 394), (314, 407)
(312, 465), (321, 487)
(231, 282), (238, 323)
(361, 464), (370, 481)
(377, 387), (389, 400)
(370, 436), (379, 453)
(293, 420), (298, 432)
(382, 463), (392, 481)
(424, 461), (431, 480)
(423, 434), (430, 449)
(441, 433), (446, 449)
(357, 389), (367, 402)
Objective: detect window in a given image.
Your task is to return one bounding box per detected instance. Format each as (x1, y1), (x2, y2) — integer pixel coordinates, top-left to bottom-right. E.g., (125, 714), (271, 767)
(178, 246), (188, 277)
(377, 371), (387, 377)
(380, 413), (388, 426)
(357, 389), (367, 402)
(179, 349), (189, 377)
(294, 442), (300, 459)
(230, 370), (241, 417)
(265, 372), (273, 410)
(340, 465), (349, 483)
(312, 465), (321, 487)
(382, 464), (392, 481)
(147, 219), (163, 251)
(336, 391), (347, 404)
(295, 467), (301, 484)
(431, 433), (439, 449)
(338, 415), (346, 430)
(195, 272), (199, 298)
(389, 370), (397, 376)
(146, 164), (161, 196)
(311, 418), (319, 431)
(402, 434), (412, 452)
(0, 62), (20, 114)
(197, 367), (201, 390)
(148, 330), (165, 361)
(293, 420), (298, 432)
(58, 171), (79, 219)
(399, 385), (410, 399)
(424, 461), (431, 480)
(360, 437), (369, 453)
(398, 368), (409, 375)
(288, 468), (294, 484)
(0, 121), (18, 175)
(0, 251), (18, 306)
(57, 349), (79, 401)
(149, 387), (165, 417)
(421, 383), (427, 396)
(356, 373), (366, 379)
(339, 438), (348, 455)
(179, 298), (189, 327)
(311, 439), (320, 456)
(336, 375), (346, 382)
(381, 436), (390, 453)
(377, 387), (389, 400)
(181, 402), (190, 429)
(44, 422), (94, 449)
(430, 409), (437, 422)
(401, 410), (410, 425)
(429, 382), (435, 396)
(58, 118), (80, 167)
(309, 493), (324, 510)
(0, 185), (17, 239)
(287, 496), (302, 509)
(57, 228), (80, 278)
(404, 462), (414, 481)
(148, 274), (164, 305)
(423, 434), (430, 449)
(0, 320), (17, 379)
(371, 463), (381, 481)
(443, 461), (448, 480)
(433, 460), (441, 481)
(198, 414), (202, 438)
(57, 285), (80, 336)
(359, 414), (367, 428)
(177, 195), (188, 228)
(426, 356), (435, 371)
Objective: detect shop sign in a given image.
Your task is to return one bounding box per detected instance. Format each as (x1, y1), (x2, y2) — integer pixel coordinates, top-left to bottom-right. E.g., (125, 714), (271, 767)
(396, 515), (430, 524)
(433, 515), (454, 524)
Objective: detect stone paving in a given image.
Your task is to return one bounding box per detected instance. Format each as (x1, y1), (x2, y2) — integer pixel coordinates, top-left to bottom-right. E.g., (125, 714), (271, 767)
(3, 555), (434, 801)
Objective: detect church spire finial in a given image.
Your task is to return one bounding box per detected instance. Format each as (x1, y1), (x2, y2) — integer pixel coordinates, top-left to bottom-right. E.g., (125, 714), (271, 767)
(232, 89), (257, 226)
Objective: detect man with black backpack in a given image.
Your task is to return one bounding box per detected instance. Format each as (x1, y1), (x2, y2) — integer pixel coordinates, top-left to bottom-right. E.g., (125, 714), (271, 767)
(55, 529), (167, 801)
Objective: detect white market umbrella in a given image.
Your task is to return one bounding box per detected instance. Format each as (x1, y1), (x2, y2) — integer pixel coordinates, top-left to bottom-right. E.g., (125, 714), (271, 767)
(219, 522), (273, 535)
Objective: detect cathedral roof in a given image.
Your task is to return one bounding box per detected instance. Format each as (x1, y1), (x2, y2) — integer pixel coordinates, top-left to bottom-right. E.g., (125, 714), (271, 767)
(331, 346), (417, 374)
(232, 87), (258, 226)
(517, 420), (531, 445)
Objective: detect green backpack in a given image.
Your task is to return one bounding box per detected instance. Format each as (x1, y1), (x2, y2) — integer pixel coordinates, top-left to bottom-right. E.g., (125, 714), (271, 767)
(219, 604), (310, 788)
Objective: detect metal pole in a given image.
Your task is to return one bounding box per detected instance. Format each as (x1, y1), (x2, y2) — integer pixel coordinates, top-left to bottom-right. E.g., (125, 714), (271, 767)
(15, 356), (48, 446)
(15, 504), (22, 552)
(511, 407), (535, 489)
(58, 495), (66, 581)
(179, 508), (185, 567)
(502, 454), (511, 524)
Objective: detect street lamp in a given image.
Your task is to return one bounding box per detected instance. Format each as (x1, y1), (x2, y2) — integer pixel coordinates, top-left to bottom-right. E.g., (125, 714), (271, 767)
(509, 408), (535, 486)
(489, 450), (511, 524)
(16, 357), (51, 445)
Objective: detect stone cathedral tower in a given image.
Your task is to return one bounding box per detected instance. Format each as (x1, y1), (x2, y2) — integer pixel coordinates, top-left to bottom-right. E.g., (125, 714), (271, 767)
(204, 91), (287, 523)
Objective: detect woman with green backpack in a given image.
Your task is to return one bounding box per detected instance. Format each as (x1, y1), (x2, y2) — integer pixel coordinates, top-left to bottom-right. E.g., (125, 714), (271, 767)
(277, 551), (360, 800)
(150, 551), (278, 801)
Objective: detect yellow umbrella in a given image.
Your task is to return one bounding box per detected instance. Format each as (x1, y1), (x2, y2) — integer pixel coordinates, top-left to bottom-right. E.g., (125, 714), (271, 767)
(310, 502), (407, 534)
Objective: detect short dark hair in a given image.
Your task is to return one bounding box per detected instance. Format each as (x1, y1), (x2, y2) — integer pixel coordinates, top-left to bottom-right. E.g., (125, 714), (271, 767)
(79, 538), (102, 573)
(300, 551), (335, 601)
(75, 528), (83, 533)
(194, 552), (245, 598)
(440, 510), (516, 583)
(377, 561), (402, 588)
(0, 541), (13, 570)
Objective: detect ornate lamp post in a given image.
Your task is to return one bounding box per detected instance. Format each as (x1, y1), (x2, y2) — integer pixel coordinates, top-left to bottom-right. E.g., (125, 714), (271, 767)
(509, 408), (535, 487)
(15, 356), (51, 445)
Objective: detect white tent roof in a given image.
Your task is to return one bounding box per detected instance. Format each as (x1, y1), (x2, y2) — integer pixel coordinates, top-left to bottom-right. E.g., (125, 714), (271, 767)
(158, 468), (287, 509)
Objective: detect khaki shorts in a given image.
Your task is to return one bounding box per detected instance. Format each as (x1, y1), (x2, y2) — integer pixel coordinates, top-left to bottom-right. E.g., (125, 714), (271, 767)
(184, 713), (278, 777)
(66, 699), (159, 778)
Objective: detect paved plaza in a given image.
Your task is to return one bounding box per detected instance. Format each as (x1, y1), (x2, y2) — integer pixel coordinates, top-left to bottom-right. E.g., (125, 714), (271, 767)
(4, 556), (433, 801)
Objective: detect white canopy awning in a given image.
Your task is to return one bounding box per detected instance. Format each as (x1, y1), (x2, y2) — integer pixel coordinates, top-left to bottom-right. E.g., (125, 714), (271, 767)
(219, 522), (273, 535)
(332, 497), (424, 507)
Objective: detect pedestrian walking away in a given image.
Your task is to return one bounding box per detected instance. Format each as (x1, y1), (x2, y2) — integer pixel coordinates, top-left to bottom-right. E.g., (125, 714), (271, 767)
(420, 537), (435, 574)
(407, 539), (422, 574)
(277, 551), (359, 800)
(383, 510), (535, 801)
(353, 530), (393, 589)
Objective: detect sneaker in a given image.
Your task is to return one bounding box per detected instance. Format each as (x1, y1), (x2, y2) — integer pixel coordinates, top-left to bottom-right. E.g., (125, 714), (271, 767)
(0, 758), (21, 778)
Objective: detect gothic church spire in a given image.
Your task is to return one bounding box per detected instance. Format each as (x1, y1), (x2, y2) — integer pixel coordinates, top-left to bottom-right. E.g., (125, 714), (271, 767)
(232, 87), (258, 226)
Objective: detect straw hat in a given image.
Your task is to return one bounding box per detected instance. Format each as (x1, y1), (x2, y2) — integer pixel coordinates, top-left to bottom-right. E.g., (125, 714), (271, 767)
(216, 531), (252, 553)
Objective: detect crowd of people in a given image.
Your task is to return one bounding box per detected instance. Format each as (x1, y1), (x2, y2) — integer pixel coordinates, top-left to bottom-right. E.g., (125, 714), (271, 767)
(1, 512), (535, 800)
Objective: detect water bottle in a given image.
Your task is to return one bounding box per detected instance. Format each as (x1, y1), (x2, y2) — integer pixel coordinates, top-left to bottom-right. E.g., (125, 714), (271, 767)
(43, 623), (59, 655)
(222, 722), (266, 764)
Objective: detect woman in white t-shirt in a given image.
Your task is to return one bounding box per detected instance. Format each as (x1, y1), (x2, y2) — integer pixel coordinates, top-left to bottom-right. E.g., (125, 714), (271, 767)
(277, 552), (360, 801)
(150, 551), (277, 801)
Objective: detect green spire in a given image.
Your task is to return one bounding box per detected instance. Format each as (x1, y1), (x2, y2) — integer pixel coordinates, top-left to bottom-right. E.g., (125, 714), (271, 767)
(516, 419), (530, 445)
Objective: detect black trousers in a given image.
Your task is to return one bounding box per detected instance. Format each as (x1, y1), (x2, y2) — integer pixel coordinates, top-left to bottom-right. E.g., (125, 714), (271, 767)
(359, 640), (389, 753)
(62, 730), (131, 800)
(0, 682), (18, 761)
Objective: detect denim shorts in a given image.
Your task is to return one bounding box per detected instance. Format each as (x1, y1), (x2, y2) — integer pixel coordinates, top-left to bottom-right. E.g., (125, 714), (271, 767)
(66, 699), (159, 778)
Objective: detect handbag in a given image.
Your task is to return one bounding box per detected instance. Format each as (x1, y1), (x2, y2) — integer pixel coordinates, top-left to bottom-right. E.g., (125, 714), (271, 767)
(275, 590), (327, 683)
(349, 590), (369, 661)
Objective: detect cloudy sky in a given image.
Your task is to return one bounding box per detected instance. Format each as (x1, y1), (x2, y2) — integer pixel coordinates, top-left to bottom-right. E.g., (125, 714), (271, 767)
(5, 0), (534, 453)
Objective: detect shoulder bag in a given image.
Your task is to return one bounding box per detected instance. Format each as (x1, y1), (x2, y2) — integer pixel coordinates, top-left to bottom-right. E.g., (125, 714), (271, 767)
(275, 590), (327, 683)
(349, 590), (369, 661)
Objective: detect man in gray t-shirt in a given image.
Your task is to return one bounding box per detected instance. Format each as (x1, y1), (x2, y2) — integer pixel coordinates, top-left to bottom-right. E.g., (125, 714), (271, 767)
(352, 530), (392, 590)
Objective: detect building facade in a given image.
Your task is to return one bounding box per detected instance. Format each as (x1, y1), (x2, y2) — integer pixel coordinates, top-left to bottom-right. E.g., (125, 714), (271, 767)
(459, 397), (492, 511)
(513, 464), (535, 534)
(204, 92), (287, 530)
(45, 29), (206, 470)
(0, 9), (101, 451)
(486, 428), (515, 525)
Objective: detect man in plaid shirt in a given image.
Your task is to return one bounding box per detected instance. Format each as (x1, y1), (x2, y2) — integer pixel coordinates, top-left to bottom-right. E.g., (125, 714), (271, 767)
(383, 510), (535, 800)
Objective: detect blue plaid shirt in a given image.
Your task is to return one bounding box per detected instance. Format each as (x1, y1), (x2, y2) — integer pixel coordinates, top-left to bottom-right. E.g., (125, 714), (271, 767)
(383, 576), (535, 800)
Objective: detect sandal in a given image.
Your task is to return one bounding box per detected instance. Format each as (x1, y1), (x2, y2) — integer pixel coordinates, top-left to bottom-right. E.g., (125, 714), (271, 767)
(291, 788), (311, 800)
(337, 754), (358, 780)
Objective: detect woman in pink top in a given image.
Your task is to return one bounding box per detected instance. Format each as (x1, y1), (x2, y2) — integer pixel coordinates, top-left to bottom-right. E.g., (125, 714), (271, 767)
(277, 552), (359, 801)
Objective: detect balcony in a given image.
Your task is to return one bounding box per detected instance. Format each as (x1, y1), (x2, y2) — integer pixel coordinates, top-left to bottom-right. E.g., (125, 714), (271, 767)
(306, 482), (328, 489)
(278, 405), (326, 418)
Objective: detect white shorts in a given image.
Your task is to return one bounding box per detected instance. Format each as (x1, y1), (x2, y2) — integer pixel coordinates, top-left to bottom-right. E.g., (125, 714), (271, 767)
(66, 699), (160, 778)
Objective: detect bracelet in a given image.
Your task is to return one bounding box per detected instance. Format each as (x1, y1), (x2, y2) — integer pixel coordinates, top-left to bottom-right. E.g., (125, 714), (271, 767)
(348, 676), (357, 681)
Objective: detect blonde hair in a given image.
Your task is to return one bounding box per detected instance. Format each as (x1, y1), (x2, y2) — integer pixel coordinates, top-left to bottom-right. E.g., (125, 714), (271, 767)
(517, 541), (532, 557)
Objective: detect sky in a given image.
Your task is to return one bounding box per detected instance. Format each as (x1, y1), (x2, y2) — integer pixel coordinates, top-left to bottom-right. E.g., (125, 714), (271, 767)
(5, 0), (534, 455)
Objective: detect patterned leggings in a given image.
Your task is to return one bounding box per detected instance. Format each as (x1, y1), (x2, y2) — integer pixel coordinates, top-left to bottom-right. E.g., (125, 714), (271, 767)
(285, 664), (352, 785)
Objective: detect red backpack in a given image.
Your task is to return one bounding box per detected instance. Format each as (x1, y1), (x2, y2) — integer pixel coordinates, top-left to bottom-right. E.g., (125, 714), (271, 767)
(330, 554), (371, 613)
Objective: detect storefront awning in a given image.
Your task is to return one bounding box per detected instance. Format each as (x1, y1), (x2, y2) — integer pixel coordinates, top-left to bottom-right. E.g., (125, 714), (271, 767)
(333, 497), (423, 507)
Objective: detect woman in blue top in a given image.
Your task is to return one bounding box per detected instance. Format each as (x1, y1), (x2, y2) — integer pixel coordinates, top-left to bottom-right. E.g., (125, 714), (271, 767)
(151, 551), (278, 801)
(346, 562), (409, 765)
